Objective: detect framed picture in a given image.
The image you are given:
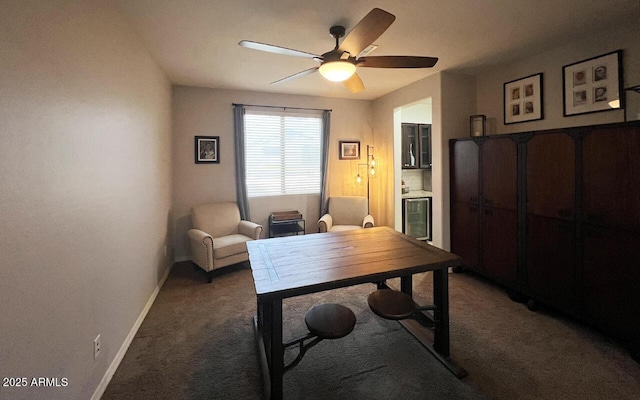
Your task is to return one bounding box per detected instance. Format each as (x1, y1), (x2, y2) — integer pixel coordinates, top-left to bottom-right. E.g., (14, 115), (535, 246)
(562, 50), (624, 117)
(504, 73), (544, 124)
(195, 136), (219, 164)
(339, 140), (360, 160)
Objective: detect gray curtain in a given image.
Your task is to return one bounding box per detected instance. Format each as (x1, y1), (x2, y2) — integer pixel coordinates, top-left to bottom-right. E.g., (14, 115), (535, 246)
(233, 104), (250, 220)
(319, 110), (331, 216)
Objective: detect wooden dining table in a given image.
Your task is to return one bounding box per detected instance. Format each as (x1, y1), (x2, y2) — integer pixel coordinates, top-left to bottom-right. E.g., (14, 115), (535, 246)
(247, 226), (466, 400)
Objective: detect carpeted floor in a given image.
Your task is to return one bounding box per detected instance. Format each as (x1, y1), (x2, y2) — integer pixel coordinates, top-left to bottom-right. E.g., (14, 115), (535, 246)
(102, 261), (640, 400)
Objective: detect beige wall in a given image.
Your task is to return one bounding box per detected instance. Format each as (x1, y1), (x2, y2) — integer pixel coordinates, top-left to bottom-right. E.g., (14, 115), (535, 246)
(372, 74), (442, 235)
(475, 22), (640, 135)
(171, 86), (372, 259)
(371, 72), (475, 251)
(0, 2), (172, 399)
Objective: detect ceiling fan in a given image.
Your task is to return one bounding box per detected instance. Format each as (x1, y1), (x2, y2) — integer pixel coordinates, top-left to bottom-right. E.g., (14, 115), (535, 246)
(238, 8), (438, 93)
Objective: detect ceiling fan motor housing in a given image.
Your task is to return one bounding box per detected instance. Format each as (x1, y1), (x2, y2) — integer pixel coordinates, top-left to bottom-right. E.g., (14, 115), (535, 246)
(329, 25), (346, 39)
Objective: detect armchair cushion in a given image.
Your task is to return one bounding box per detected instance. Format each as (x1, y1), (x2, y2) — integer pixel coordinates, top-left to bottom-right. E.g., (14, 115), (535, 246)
(213, 234), (254, 259)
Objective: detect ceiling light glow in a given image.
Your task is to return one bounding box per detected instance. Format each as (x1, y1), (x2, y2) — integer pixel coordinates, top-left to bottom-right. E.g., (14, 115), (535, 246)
(319, 61), (356, 82)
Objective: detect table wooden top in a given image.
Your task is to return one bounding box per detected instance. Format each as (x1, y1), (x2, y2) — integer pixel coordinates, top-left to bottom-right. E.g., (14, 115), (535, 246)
(247, 226), (461, 300)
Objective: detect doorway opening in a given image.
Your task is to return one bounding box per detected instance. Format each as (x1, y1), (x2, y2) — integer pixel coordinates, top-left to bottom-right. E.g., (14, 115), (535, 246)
(393, 98), (433, 239)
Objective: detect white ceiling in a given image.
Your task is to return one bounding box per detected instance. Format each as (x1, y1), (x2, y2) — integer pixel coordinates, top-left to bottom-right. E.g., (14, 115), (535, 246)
(113, 0), (640, 100)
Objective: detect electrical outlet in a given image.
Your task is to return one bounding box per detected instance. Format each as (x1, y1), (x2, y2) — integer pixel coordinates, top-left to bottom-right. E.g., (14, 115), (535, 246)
(94, 334), (101, 360)
(163, 245), (167, 257)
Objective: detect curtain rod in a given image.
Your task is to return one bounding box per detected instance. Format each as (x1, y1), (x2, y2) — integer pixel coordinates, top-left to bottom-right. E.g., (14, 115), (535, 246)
(232, 103), (331, 112)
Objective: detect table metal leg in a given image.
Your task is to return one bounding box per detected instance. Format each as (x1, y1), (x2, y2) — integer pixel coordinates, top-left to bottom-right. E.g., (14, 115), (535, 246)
(254, 298), (284, 400)
(268, 298), (283, 400)
(397, 267), (467, 378)
(433, 267), (450, 357)
(400, 275), (413, 296)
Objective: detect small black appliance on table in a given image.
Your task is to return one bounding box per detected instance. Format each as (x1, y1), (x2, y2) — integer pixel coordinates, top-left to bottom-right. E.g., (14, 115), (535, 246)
(268, 210), (305, 238)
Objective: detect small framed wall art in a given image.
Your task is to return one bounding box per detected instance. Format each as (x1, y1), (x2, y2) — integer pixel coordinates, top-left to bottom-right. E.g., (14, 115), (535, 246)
(504, 73), (544, 125)
(338, 140), (360, 160)
(195, 136), (219, 164)
(562, 50), (624, 117)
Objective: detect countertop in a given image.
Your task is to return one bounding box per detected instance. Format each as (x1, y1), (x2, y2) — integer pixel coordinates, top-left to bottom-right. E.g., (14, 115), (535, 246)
(402, 190), (433, 199)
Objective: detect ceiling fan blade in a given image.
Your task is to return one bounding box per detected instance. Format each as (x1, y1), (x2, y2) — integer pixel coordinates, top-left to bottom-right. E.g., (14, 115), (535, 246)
(343, 72), (365, 93)
(239, 40), (321, 60)
(357, 56), (438, 68)
(271, 67), (319, 85)
(338, 8), (395, 57)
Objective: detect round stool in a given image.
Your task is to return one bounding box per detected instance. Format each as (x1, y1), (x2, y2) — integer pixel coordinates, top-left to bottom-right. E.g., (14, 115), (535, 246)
(305, 303), (357, 339)
(367, 289), (416, 320)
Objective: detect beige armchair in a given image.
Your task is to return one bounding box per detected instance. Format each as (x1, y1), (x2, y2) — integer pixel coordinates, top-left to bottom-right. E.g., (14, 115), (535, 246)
(318, 196), (374, 233)
(187, 202), (263, 283)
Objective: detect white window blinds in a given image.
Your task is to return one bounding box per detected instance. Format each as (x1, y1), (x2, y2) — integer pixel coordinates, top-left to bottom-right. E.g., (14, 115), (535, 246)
(244, 109), (322, 197)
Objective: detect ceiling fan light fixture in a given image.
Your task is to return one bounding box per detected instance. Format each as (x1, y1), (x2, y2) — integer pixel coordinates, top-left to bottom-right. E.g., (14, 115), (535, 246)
(319, 61), (356, 82)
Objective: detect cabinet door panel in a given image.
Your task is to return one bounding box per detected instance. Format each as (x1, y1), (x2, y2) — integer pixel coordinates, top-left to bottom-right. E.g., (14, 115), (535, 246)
(583, 225), (640, 341)
(482, 208), (518, 285)
(451, 140), (479, 204)
(583, 127), (640, 228)
(402, 124), (419, 168)
(526, 215), (577, 314)
(451, 202), (480, 269)
(482, 137), (517, 211)
(419, 125), (432, 169)
(526, 132), (575, 220)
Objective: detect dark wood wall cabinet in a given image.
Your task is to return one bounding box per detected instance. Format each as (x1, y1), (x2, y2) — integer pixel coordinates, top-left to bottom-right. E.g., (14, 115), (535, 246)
(450, 121), (640, 355)
(401, 123), (431, 169)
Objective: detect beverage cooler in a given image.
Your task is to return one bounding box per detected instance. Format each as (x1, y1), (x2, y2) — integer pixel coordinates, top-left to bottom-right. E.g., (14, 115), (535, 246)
(402, 197), (432, 241)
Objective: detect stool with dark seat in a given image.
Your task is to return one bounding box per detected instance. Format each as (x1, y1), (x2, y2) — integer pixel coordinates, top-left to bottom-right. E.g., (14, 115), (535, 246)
(283, 303), (356, 372)
(367, 288), (435, 320)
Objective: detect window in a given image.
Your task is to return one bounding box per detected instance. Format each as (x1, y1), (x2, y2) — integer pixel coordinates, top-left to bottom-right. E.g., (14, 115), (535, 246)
(244, 109), (323, 197)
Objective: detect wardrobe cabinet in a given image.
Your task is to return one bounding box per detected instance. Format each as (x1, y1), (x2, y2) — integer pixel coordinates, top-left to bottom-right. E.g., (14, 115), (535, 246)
(450, 121), (640, 349)
(581, 126), (640, 343)
(451, 140), (480, 269)
(524, 132), (578, 315)
(450, 136), (518, 286)
(481, 137), (518, 286)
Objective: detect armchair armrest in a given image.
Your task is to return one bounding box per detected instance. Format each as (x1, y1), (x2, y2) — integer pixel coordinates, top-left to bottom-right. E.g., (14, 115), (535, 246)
(362, 214), (374, 228)
(188, 228), (213, 243)
(318, 214), (333, 233)
(187, 228), (214, 272)
(239, 220), (263, 240)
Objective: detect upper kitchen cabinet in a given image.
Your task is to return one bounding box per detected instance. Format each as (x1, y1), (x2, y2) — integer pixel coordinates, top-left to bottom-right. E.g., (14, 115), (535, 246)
(401, 123), (431, 169)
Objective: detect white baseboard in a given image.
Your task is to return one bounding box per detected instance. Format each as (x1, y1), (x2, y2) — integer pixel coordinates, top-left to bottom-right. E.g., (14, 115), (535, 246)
(174, 255), (192, 263)
(90, 262), (174, 400)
